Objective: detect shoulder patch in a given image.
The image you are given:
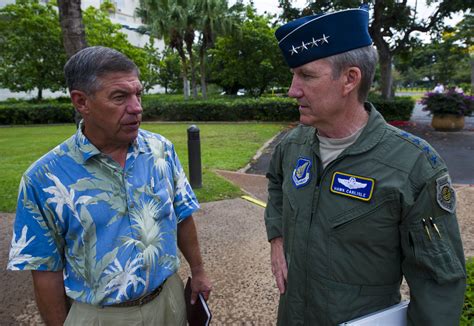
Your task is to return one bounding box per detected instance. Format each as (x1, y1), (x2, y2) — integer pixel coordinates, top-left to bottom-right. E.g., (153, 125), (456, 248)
(292, 157), (312, 188)
(397, 130), (439, 168)
(436, 174), (456, 213)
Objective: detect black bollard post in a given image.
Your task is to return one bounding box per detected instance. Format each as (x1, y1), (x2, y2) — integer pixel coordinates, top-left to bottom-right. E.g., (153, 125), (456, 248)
(187, 125), (202, 189)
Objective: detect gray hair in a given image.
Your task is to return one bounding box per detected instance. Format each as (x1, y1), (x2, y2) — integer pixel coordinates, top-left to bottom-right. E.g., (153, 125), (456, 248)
(64, 46), (139, 95)
(325, 46), (378, 103)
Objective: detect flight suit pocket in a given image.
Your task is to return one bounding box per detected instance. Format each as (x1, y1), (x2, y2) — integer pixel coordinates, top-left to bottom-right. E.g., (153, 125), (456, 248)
(400, 217), (465, 284)
(329, 192), (398, 234)
(327, 193), (401, 282)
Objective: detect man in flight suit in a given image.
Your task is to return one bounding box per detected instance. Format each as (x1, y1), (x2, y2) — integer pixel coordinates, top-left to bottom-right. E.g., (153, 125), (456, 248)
(264, 7), (466, 325)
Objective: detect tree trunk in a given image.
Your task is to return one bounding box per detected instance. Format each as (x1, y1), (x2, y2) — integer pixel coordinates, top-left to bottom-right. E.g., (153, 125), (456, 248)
(57, 0), (87, 126)
(37, 88), (43, 101)
(57, 0), (87, 58)
(176, 46), (189, 99)
(182, 75), (190, 99)
(187, 45), (198, 99)
(379, 52), (394, 99)
(199, 46), (207, 99)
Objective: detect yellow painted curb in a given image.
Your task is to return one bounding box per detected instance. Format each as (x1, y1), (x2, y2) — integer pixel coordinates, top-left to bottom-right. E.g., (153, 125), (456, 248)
(241, 195), (267, 208)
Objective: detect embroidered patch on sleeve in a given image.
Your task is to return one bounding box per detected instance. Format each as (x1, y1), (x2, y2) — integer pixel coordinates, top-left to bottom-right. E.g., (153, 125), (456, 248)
(330, 172), (375, 201)
(436, 174), (456, 213)
(292, 157), (312, 188)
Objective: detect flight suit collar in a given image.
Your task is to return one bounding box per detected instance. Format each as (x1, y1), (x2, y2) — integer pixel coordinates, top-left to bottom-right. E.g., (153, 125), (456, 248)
(307, 102), (385, 157)
(339, 102), (386, 155)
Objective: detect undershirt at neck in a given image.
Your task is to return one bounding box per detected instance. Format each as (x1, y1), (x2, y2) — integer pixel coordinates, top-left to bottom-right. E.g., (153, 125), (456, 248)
(317, 124), (366, 169)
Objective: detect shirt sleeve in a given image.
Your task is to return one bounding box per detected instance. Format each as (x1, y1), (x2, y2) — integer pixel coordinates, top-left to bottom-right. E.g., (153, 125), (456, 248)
(169, 144), (200, 223)
(264, 143), (284, 241)
(7, 174), (65, 271)
(400, 167), (466, 325)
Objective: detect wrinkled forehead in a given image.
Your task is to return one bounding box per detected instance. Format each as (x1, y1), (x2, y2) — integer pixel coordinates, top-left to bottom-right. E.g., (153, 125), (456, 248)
(97, 71), (143, 92)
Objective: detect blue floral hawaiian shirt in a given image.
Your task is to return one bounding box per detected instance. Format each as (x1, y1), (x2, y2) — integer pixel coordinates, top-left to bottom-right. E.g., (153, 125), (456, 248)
(7, 125), (199, 306)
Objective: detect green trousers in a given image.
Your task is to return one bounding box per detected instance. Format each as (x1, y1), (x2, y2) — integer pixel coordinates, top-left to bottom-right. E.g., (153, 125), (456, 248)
(64, 273), (186, 326)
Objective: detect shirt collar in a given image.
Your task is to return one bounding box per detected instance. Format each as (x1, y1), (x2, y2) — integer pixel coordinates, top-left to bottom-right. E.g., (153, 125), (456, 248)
(74, 120), (146, 163)
(343, 102), (386, 155)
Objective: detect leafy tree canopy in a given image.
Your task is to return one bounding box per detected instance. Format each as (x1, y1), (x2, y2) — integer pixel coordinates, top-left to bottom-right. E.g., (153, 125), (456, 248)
(82, 5), (160, 91)
(0, 0), (67, 100)
(396, 14), (473, 89)
(210, 7), (290, 96)
(156, 48), (182, 94)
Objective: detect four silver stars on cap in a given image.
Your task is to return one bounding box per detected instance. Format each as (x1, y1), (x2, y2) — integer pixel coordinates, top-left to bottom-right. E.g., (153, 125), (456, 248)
(289, 34), (330, 55)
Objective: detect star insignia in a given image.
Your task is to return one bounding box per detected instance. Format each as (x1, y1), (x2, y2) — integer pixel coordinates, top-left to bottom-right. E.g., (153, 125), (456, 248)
(311, 37), (319, 47)
(301, 41), (308, 50)
(290, 45), (299, 55)
(321, 34), (330, 44)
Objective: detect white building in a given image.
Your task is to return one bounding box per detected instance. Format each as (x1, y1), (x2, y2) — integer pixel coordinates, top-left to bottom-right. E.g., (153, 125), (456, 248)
(82, 0), (164, 49)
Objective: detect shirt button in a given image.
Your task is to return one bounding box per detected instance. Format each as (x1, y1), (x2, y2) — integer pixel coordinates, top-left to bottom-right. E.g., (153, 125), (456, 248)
(130, 202), (135, 208)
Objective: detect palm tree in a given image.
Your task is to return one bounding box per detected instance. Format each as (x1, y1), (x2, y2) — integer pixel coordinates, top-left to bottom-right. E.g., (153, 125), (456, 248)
(196, 0), (241, 98)
(137, 0), (191, 99)
(57, 0), (87, 58)
(181, 0), (200, 99)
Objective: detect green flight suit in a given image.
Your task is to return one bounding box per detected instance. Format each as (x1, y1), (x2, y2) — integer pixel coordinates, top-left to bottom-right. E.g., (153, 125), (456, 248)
(264, 104), (466, 325)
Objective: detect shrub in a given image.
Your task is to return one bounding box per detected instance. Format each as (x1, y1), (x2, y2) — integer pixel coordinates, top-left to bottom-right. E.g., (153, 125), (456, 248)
(461, 257), (474, 326)
(421, 91), (473, 117)
(369, 94), (415, 121)
(0, 95), (414, 125)
(141, 97), (300, 122)
(0, 103), (75, 124)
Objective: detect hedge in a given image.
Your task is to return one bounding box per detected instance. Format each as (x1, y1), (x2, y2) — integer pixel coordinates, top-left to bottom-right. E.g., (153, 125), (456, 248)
(0, 102), (75, 124)
(369, 95), (415, 121)
(0, 95), (414, 125)
(141, 97), (300, 121)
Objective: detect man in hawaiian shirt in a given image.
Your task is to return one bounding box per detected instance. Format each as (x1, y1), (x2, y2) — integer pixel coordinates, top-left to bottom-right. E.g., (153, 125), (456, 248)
(8, 46), (211, 325)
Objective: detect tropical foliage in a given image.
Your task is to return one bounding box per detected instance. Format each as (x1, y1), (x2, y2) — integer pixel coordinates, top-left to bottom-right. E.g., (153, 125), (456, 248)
(209, 9), (291, 96)
(82, 5), (159, 91)
(0, 0), (67, 100)
(395, 14), (473, 90)
(0, 0), (162, 98)
(137, 0), (245, 99)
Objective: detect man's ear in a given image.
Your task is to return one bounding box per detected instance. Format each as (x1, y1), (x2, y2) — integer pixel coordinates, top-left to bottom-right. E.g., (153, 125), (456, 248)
(342, 67), (361, 97)
(70, 90), (89, 115)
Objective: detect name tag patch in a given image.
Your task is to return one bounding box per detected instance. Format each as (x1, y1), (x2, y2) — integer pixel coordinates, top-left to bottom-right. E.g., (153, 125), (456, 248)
(330, 172), (375, 201)
(292, 157), (312, 188)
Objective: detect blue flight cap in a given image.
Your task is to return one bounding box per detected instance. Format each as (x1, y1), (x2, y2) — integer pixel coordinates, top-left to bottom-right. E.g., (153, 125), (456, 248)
(275, 8), (373, 68)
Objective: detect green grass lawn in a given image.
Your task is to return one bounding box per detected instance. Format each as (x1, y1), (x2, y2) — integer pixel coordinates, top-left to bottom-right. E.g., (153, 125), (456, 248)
(0, 122), (285, 212)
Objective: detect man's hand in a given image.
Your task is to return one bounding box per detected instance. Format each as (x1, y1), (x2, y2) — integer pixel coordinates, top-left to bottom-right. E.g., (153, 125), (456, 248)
(177, 216), (212, 304)
(190, 264), (212, 304)
(271, 237), (288, 294)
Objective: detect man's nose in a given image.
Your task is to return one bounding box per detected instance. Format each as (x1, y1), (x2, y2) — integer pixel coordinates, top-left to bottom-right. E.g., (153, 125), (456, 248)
(127, 96), (143, 114)
(287, 76), (303, 98)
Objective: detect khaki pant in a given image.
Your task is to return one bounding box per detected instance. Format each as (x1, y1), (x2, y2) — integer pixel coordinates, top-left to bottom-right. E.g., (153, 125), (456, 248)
(64, 273), (186, 326)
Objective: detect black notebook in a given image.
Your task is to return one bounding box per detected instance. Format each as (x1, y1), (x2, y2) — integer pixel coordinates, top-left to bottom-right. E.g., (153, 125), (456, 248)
(184, 277), (212, 326)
